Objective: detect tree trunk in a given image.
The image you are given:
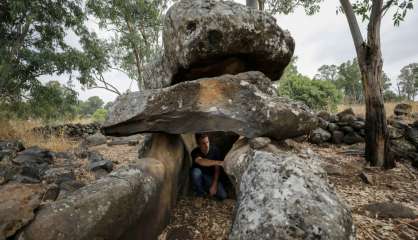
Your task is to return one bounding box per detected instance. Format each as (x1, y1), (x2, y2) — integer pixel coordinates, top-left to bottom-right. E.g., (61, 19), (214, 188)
(246, 0), (258, 9)
(360, 56), (393, 168)
(340, 0), (394, 168)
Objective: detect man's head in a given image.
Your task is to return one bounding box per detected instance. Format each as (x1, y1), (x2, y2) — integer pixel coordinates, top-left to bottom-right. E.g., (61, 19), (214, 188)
(195, 133), (210, 154)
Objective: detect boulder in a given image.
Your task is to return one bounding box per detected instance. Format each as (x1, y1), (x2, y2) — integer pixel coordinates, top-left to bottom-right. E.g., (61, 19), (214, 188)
(12, 147), (53, 165)
(316, 111), (331, 122)
(224, 139), (355, 240)
(88, 160), (113, 172)
(103, 72), (317, 141)
(310, 128), (331, 144)
(328, 122), (339, 132)
(142, 0), (294, 89)
(341, 126), (354, 133)
(343, 132), (364, 145)
(351, 120), (365, 130)
(42, 167), (75, 185)
(388, 125), (404, 139)
(337, 108), (356, 123)
(405, 127), (418, 147)
(394, 103), (412, 116)
(0, 183), (43, 239)
(318, 117), (329, 130)
(0, 140), (24, 152)
(337, 108), (355, 119)
(84, 133), (107, 146)
(332, 130), (345, 144)
(20, 168), (157, 240)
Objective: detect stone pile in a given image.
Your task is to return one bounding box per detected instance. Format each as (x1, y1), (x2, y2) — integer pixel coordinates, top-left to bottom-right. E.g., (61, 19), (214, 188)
(310, 108), (365, 145)
(387, 104), (418, 168)
(310, 103), (418, 168)
(33, 122), (101, 138)
(0, 141), (85, 239)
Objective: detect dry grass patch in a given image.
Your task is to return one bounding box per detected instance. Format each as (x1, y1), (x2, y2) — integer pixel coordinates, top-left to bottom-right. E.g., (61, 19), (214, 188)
(337, 101), (418, 117)
(0, 119), (79, 152)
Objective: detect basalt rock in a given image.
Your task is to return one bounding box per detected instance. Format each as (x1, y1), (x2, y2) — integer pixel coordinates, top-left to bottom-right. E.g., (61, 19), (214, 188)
(394, 103), (412, 116)
(142, 0), (294, 89)
(103, 72), (317, 140)
(0, 183), (43, 239)
(224, 138), (355, 240)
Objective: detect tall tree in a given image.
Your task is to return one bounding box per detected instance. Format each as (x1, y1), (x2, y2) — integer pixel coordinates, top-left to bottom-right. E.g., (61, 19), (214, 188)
(251, 0), (414, 168)
(0, 0), (91, 104)
(398, 63), (418, 100)
(314, 64), (339, 82)
(336, 59), (363, 103)
(86, 0), (168, 90)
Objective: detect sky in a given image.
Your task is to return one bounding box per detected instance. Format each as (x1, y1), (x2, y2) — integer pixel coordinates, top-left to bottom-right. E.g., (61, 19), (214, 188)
(42, 0), (418, 103)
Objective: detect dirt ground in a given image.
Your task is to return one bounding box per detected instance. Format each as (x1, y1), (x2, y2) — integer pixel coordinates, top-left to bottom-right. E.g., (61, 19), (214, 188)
(158, 142), (418, 240)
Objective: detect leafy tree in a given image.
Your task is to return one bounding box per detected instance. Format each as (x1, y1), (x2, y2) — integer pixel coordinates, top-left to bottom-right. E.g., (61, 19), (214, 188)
(315, 59), (394, 103)
(383, 90), (401, 102)
(85, 0), (168, 90)
(247, 0), (415, 168)
(0, 81), (78, 121)
(278, 58), (342, 111)
(92, 108), (108, 123)
(314, 64), (339, 82)
(336, 59), (363, 103)
(78, 96), (104, 116)
(29, 81), (79, 121)
(0, 0), (90, 104)
(398, 63), (418, 100)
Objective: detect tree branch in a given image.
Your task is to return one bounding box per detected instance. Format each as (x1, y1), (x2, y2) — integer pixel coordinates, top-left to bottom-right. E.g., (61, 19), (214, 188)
(381, 0), (394, 16)
(339, 0), (365, 60)
(368, 0), (383, 49)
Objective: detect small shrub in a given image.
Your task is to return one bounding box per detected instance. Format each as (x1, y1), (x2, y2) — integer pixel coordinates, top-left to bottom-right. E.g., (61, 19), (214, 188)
(277, 74), (342, 111)
(92, 108), (108, 123)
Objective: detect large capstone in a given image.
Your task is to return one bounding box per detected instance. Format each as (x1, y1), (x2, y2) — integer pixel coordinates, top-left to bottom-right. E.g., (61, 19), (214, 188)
(142, 0), (294, 89)
(103, 72), (317, 140)
(224, 138), (355, 239)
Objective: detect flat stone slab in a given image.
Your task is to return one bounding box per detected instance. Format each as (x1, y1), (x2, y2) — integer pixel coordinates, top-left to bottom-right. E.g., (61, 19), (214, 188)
(103, 72), (317, 140)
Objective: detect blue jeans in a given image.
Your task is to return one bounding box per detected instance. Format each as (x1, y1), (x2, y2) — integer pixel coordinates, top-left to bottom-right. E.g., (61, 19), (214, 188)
(190, 168), (227, 200)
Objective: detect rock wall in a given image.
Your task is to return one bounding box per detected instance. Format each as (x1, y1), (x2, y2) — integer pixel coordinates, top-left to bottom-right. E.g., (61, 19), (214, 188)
(33, 123), (101, 138)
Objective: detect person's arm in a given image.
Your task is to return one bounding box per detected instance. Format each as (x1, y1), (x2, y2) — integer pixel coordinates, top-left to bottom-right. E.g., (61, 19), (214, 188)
(195, 156), (223, 167)
(209, 166), (220, 196)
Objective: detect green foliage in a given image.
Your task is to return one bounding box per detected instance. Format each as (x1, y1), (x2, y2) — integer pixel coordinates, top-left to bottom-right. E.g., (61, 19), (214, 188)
(383, 90), (402, 101)
(78, 96), (104, 116)
(259, 0), (323, 15)
(0, 81), (78, 122)
(0, 0), (90, 103)
(398, 63), (418, 100)
(92, 108), (108, 123)
(315, 59), (395, 103)
(277, 58), (342, 111)
(335, 59), (363, 103)
(85, 0), (168, 90)
(262, 0), (414, 26)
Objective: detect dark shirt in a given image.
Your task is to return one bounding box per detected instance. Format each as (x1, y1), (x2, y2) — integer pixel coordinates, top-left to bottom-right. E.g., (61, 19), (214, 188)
(191, 145), (222, 176)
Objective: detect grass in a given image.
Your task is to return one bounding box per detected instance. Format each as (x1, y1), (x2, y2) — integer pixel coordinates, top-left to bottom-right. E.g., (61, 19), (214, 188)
(0, 118), (79, 152)
(337, 101), (418, 117)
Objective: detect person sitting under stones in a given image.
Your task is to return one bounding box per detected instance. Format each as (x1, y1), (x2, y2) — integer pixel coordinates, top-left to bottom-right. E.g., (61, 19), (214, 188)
(190, 133), (227, 200)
